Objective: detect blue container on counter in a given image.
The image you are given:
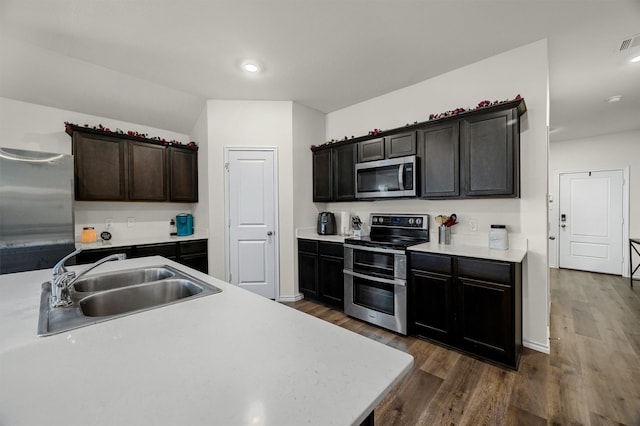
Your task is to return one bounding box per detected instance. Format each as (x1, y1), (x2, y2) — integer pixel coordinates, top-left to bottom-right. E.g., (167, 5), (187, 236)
(176, 214), (193, 236)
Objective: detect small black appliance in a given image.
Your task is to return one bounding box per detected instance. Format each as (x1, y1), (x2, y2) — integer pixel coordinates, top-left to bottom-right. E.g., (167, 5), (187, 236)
(317, 212), (337, 235)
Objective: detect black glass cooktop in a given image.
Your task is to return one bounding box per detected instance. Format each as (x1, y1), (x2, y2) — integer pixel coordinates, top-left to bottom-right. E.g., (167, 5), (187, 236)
(346, 213), (430, 250)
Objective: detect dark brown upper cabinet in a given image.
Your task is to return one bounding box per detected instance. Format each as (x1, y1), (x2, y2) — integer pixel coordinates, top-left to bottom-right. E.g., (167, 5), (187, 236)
(311, 98), (525, 202)
(312, 144), (356, 202)
(312, 149), (332, 202)
(128, 141), (167, 201)
(357, 131), (416, 163)
(69, 126), (198, 203)
(417, 122), (460, 198)
(358, 138), (385, 162)
(460, 107), (519, 197)
(169, 147), (198, 202)
(73, 132), (126, 201)
(385, 131), (417, 158)
(332, 143), (356, 201)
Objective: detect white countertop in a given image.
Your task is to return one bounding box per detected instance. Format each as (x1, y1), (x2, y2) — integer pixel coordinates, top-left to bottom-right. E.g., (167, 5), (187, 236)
(409, 240), (527, 263)
(77, 229), (208, 250)
(296, 227), (527, 263)
(0, 257), (412, 426)
(296, 228), (351, 243)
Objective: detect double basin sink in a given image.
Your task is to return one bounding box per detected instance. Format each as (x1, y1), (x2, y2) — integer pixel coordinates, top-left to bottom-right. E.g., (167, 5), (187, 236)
(38, 265), (222, 336)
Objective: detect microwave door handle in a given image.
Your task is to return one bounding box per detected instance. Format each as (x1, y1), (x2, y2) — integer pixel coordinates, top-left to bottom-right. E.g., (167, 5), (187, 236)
(398, 164), (405, 190)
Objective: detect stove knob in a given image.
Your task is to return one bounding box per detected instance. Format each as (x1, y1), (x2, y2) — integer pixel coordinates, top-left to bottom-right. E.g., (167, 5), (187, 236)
(416, 218), (422, 225)
(372, 217), (378, 223)
(408, 218), (414, 225)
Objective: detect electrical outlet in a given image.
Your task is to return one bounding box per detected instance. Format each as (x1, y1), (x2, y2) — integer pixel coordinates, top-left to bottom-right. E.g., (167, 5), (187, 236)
(105, 218), (113, 229)
(469, 218), (478, 232)
(127, 217), (135, 227)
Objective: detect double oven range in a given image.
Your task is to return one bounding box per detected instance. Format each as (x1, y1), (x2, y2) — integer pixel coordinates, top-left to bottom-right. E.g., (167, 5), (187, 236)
(343, 214), (429, 335)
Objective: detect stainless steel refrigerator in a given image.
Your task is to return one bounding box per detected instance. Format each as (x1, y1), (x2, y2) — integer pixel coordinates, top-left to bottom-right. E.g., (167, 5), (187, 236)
(0, 147), (76, 274)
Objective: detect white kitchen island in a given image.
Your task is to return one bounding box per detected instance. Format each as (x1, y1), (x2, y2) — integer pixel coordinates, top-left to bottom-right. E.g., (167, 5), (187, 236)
(0, 256), (413, 426)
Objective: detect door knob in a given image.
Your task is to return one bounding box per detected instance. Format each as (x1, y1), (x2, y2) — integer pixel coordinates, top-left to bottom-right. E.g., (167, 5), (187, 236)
(267, 231), (273, 236)
(561, 224), (566, 228)
(549, 236), (556, 240)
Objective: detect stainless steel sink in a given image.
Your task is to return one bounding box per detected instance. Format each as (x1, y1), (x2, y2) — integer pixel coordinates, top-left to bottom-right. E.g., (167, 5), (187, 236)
(38, 265), (222, 336)
(80, 279), (203, 317)
(73, 267), (175, 292)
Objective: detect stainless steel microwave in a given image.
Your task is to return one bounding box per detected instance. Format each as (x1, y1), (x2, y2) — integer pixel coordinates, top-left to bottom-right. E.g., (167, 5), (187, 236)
(355, 155), (417, 199)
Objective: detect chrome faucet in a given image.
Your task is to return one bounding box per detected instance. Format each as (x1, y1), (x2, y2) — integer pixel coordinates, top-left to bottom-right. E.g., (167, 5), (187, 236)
(50, 248), (126, 308)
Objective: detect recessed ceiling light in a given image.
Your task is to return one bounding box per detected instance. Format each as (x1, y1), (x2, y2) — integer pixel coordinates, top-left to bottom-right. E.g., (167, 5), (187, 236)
(631, 55), (640, 63)
(242, 61), (261, 73)
(607, 95), (623, 103)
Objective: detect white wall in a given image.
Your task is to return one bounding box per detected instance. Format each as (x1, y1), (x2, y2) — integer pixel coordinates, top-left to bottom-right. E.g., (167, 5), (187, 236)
(190, 105), (210, 245)
(292, 103), (327, 300)
(325, 40), (550, 353)
(205, 100), (299, 297)
(0, 97), (197, 241)
(549, 129), (640, 269)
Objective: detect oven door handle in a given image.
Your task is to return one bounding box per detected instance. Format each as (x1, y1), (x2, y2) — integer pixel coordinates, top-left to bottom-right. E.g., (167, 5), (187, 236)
(343, 244), (406, 255)
(343, 269), (406, 286)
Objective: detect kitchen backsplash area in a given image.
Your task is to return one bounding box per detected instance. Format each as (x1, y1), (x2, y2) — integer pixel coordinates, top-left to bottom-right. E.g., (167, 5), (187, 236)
(323, 197), (525, 248)
(74, 201), (202, 244)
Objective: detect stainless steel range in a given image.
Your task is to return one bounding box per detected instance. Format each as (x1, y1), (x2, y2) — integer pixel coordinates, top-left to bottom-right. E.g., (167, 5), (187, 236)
(343, 213), (429, 335)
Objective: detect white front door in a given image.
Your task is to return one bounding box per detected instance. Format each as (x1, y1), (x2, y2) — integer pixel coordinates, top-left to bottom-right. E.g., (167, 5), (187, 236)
(558, 170), (623, 275)
(226, 148), (278, 299)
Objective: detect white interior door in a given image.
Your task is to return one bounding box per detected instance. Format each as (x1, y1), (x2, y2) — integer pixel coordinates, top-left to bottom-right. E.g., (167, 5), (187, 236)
(226, 148), (278, 299)
(558, 170), (623, 275)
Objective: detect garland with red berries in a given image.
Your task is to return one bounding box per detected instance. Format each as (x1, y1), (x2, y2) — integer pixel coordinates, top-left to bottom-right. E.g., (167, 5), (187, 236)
(317, 94), (522, 147)
(64, 122), (197, 148)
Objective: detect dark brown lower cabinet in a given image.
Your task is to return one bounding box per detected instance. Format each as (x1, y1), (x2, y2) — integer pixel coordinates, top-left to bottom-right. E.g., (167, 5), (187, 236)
(298, 239), (319, 298)
(136, 242), (177, 260)
(75, 239), (208, 274)
(409, 252), (522, 369)
(176, 240), (208, 273)
(297, 239), (344, 309)
(458, 277), (512, 363)
(75, 246), (135, 265)
(410, 269), (454, 344)
(318, 241), (345, 309)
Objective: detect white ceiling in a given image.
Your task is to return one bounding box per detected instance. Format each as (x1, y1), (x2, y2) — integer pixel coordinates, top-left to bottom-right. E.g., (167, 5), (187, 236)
(0, 0), (639, 142)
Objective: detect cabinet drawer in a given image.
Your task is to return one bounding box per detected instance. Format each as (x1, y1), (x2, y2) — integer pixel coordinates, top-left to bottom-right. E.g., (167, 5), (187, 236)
(136, 243), (177, 258)
(179, 240), (207, 255)
(410, 252), (452, 275)
(298, 239), (318, 253)
(319, 241), (343, 258)
(76, 247), (134, 264)
(457, 257), (512, 284)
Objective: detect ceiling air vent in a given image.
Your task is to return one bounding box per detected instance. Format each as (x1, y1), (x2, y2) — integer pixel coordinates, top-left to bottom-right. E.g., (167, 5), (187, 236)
(619, 33), (640, 52)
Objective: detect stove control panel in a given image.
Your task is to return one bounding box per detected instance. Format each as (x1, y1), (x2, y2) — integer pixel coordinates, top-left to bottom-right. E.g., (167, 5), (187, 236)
(370, 214), (429, 230)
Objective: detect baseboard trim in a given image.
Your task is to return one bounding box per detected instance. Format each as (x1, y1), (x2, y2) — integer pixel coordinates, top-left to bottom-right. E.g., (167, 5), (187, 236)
(524, 339), (550, 354)
(278, 293), (304, 303)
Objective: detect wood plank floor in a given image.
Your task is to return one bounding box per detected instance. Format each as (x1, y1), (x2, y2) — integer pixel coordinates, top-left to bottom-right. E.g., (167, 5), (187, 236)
(282, 268), (640, 425)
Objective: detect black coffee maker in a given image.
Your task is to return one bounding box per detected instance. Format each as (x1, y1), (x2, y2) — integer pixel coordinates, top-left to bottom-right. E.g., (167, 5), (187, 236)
(317, 212), (337, 235)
